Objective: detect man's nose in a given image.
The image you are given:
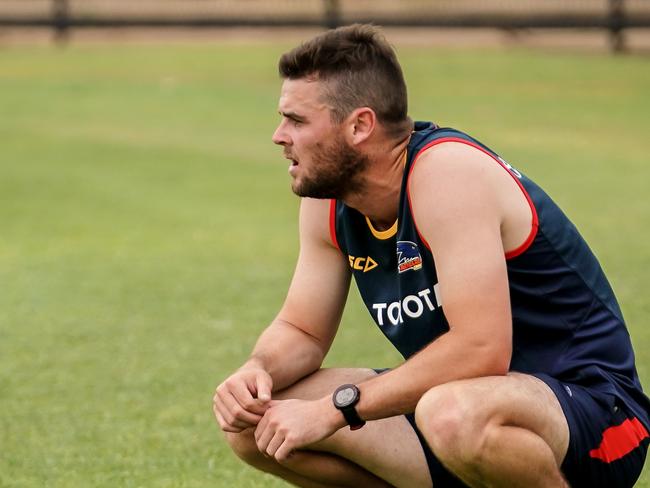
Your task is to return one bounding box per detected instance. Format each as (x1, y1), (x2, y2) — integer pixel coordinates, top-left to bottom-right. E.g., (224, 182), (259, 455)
(272, 121), (289, 146)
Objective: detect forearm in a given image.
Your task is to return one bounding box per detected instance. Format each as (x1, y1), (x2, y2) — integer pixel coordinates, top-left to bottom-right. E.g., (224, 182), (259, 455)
(244, 318), (327, 391)
(355, 329), (510, 420)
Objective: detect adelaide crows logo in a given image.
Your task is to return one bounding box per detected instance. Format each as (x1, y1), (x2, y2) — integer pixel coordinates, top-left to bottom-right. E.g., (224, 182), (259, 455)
(397, 241), (422, 273)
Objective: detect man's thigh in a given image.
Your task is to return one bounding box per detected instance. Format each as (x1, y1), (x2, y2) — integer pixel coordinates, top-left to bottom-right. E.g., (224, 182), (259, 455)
(275, 368), (433, 488)
(417, 373), (570, 466)
(402, 372), (649, 488)
(452, 372), (649, 487)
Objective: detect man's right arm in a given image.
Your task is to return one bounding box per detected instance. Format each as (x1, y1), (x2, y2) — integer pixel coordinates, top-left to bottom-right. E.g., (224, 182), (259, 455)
(213, 198), (351, 433)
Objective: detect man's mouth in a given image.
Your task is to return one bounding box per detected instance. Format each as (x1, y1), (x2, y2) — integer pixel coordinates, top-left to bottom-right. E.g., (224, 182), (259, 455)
(286, 154), (299, 176)
(285, 153), (299, 166)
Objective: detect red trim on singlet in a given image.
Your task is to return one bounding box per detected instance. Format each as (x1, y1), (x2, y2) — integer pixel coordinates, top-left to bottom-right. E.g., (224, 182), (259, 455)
(589, 417), (650, 463)
(329, 199), (340, 250)
(406, 160), (432, 250)
(406, 137), (539, 258)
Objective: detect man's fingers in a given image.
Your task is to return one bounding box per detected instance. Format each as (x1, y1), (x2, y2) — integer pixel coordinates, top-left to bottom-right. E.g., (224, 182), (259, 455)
(214, 410), (244, 433)
(254, 418), (274, 454)
(212, 400), (243, 433)
(213, 395), (237, 430)
(255, 372), (272, 403)
(213, 392), (257, 431)
(216, 387), (264, 425)
(275, 440), (295, 463)
(230, 381), (269, 416)
(265, 431), (285, 458)
(213, 368), (272, 434)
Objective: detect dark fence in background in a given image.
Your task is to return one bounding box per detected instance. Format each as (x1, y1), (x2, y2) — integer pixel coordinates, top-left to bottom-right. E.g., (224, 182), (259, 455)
(1, 0), (649, 51)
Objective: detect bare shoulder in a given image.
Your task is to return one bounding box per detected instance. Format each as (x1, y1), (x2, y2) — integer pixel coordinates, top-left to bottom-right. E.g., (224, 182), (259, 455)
(409, 141), (500, 192)
(408, 142), (502, 224)
(407, 140), (532, 254)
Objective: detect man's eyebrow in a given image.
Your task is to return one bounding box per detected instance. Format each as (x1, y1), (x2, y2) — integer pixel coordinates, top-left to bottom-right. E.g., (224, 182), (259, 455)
(279, 111), (306, 122)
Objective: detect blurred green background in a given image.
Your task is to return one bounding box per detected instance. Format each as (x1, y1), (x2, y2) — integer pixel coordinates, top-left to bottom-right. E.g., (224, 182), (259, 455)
(1, 40), (649, 486)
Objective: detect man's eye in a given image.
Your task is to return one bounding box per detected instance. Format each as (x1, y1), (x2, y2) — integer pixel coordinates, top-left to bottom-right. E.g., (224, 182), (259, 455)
(292, 119), (302, 127)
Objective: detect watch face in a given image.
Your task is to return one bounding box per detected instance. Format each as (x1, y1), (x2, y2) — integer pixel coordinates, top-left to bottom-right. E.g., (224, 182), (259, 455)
(335, 387), (356, 407)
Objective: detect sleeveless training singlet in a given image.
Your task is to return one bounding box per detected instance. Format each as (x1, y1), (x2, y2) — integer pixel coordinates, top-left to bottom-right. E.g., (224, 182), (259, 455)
(330, 121), (650, 431)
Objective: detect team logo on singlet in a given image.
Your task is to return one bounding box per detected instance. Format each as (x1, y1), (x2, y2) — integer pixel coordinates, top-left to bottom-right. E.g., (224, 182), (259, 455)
(397, 241), (422, 273)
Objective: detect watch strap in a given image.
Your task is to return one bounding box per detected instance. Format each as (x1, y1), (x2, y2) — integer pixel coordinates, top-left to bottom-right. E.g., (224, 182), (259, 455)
(340, 405), (366, 430)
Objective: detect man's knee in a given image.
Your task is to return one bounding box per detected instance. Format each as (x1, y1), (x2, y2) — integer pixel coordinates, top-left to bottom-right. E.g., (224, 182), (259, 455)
(224, 429), (267, 468)
(415, 383), (488, 464)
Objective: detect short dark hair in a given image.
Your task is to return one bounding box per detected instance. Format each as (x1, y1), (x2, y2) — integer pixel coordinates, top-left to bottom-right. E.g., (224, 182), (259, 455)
(279, 24), (412, 138)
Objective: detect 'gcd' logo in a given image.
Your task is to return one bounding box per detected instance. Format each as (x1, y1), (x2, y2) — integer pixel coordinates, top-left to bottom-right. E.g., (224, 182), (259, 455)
(397, 241), (422, 273)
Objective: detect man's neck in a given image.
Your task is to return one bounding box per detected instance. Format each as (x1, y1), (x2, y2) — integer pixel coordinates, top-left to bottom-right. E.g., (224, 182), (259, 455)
(342, 134), (411, 230)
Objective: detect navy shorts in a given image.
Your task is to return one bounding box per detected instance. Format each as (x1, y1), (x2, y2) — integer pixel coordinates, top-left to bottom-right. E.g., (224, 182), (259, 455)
(535, 373), (649, 488)
(378, 370), (650, 487)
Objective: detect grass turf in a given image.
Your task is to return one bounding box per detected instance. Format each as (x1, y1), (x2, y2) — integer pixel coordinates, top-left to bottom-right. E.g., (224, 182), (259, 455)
(0, 41), (649, 486)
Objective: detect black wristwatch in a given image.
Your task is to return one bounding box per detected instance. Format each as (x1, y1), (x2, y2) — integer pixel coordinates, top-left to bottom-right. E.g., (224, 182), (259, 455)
(332, 384), (366, 430)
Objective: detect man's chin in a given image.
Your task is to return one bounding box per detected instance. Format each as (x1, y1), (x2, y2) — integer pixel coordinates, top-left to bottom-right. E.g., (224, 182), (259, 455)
(290, 180), (305, 197)
(291, 183), (333, 200)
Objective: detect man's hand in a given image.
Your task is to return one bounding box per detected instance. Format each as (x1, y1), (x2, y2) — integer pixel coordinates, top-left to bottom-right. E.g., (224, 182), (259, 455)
(213, 366), (273, 433)
(254, 397), (345, 462)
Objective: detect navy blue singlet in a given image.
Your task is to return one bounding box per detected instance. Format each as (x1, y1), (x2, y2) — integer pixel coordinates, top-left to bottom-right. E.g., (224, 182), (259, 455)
(330, 121), (650, 431)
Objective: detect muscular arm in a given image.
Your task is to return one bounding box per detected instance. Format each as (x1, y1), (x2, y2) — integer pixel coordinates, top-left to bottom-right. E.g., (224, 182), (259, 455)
(214, 198), (350, 433)
(245, 197), (351, 390)
(356, 142), (523, 419)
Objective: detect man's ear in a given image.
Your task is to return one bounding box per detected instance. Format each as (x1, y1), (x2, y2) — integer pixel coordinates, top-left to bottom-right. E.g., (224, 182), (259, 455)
(345, 107), (376, 146)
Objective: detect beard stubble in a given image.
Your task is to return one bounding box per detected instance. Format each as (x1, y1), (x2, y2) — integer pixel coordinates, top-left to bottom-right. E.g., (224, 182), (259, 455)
(291, 135), (369, 200)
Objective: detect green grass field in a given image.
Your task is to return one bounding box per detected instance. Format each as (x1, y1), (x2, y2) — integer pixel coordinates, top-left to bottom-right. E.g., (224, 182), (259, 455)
(1, 39), (649, 487)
